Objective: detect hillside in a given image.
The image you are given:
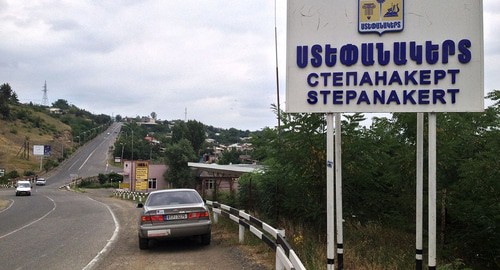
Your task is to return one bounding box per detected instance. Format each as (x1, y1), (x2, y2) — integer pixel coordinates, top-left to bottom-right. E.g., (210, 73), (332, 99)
(0, 105), (73, 175)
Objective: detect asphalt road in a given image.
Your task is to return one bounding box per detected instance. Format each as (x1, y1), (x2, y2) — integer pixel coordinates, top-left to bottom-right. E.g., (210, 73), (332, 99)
(0, 122), (272, 270)
(0, 123), (122, 270)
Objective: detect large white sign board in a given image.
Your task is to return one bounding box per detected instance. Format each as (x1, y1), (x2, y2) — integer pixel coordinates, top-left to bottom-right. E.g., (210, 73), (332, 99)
(286, 0), (484, 113)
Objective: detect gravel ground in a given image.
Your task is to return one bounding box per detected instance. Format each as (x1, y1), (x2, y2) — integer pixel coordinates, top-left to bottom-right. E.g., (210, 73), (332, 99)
(83, 189), (274, 270)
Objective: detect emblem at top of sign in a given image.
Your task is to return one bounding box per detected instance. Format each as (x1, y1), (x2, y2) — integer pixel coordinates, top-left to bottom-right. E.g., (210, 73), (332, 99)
(359, 0), (404, 34)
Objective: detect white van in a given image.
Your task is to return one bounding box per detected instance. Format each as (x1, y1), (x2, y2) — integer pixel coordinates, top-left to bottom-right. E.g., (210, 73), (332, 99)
(16, 180), (32, 196)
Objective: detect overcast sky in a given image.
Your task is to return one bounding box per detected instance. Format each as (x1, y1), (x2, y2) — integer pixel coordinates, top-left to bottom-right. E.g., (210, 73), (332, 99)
(1, 1), (499, 131)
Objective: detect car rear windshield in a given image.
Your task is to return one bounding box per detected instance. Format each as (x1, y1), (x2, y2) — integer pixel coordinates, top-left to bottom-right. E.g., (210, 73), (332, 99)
(147, 191), (203, 207)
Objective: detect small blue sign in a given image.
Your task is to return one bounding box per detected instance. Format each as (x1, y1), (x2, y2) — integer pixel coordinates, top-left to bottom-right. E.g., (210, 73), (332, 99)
(44, 145), (51, 156)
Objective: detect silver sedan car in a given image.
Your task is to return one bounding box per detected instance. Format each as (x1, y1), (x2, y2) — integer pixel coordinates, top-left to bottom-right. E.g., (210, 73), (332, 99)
(137, 189), (211, 250)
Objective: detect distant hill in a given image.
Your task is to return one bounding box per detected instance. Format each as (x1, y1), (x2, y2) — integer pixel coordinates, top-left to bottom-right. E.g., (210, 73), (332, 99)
(0, 99), (113, 179)
(0, 104), (73, 175)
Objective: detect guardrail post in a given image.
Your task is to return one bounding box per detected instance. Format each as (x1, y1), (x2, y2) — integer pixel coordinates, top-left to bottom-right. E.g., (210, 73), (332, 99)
(276, 249), (285, 270)
(239, 224), (245, 243)
(213, 211), (219, 224)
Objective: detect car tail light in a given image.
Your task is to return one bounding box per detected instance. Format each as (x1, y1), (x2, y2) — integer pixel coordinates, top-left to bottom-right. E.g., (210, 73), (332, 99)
(188, 211), (209, 219)
(141, 215), (164, 223)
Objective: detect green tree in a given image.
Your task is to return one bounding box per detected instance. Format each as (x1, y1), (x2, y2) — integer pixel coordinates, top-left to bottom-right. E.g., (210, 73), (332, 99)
(171, 120), (206, 156)
(163, 139), (197, 188)
(218, 148), (242, 165)
(0, 83), (14, 119)
(52, 99), (71, 110)
(247, 112), (327, 225)
(439, 91), (500, 268)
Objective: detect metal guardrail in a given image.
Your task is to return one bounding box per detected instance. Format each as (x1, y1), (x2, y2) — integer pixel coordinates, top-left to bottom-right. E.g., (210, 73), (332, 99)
(206, 200), (306, 270)
(111, 189), (305, 270)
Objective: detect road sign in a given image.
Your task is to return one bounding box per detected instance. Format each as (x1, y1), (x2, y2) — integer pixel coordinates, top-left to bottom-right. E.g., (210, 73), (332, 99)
(286, 0), (484, 113)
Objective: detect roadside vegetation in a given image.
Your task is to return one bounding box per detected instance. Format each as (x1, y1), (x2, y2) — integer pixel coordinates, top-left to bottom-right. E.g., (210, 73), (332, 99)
(75, 172), (123, 189)
(233, 92), (499, 269)
(0, 83), (111, 183)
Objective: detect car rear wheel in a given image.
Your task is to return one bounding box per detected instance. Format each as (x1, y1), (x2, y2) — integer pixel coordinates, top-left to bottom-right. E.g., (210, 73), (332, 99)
(138, 236), (149, 250)
(201, 233), (211, 245)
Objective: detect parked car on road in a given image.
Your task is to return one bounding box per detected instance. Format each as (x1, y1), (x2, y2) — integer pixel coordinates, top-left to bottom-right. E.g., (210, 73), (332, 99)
(137, 189), (211, 250)
(35, 178), (46, 186)
(15, 181), (32, 196)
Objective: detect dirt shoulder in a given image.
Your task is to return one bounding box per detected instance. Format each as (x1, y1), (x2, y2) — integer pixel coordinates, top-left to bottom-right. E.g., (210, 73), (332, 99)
(0, 198), (11, 211)
(83, 189), (274, 270)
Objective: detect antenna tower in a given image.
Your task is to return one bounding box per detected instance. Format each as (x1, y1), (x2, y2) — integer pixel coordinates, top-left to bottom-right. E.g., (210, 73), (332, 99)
(42, 81), (49, 106)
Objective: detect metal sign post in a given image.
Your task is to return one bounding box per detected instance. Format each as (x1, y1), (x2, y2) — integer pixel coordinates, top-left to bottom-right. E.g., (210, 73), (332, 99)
(334, 113), (344, 269)
(326, 113), (335, 270)
(416, 113), (424, 270)
(428, 113), (437, 269)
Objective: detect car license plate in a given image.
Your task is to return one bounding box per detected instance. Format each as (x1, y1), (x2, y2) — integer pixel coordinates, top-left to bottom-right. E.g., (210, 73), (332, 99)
(148, 229), (170, 237)
(165, 214), (187, 220)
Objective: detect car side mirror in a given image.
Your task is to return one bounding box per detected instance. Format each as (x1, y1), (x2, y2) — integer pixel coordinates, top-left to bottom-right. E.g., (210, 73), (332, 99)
(137, 203), (144, 208)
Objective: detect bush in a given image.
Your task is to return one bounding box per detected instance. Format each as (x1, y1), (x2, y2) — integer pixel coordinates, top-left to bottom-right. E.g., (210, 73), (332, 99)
(23, 170), (36, 177)
(97, 173), (108, 185)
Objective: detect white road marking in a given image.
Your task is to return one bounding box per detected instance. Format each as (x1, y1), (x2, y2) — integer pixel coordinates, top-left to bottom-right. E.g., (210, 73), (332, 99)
(82, 197), (120, 270)
(0, 196), (56, 239)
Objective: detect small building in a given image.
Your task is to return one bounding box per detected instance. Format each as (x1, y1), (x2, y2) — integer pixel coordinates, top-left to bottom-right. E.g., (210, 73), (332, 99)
(188, 162), (262, 200)
(121, 160), (169, 192)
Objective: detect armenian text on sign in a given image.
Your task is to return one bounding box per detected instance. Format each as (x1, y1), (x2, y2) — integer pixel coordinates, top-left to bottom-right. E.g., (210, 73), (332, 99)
(135, 161), (149, 180)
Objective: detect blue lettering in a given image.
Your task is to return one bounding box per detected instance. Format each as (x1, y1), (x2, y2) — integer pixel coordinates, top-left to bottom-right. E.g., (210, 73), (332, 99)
(434, 70), (447, 84)
(320, 72), (331, 87)
(360, 72), (373, 86)
(388, 71), (403, 85)
(375, 71), (387, 85)
(357, 91), (371, 104)
(320, 90), (331, 104)
(325, 45), (337, 67)
(448, 69), (460, 84)
(307, 90), (318, 104)
(403, 90), (417, 104)
(296, 46), (308, 68)
(346, 90), (357, 104)
(332, 72), (343, 86)
(405, 70), (418, 85)
(447, 89), (459, 103)
(311, 44), (323, 67)
(361, 43), (375, 66)
(387, 90), (401, 104)
(394, 42), (407, 65)
(418, 90), (430, 104)
(410, 41), (423, 64)
(346, 72), (358, 86)
(426, 41), (439, 64)
(433, 89), (446, 104)
(420, 70), (432, 85)
(441, 40), (455, 64)
(333, 90), (343, 104)
(458, 39), (472, 63)
(374, 90), (386, 104)
(340, 44), (359, 66)
(377, 43), (390, 65)
(307, 73), (319, 87)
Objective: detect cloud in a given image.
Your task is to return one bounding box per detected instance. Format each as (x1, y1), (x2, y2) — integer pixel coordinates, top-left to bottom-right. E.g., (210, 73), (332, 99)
(1, 0), (498, 130)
